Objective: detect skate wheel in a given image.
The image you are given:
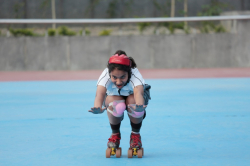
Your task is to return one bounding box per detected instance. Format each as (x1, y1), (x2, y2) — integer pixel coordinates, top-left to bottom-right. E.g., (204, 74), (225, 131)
(116, 148), (121, 158)
(128, 148), (133, 158)
(106, 148), (111, 158)
(141, 147), (144, 156)
(137, 149), (143, 158)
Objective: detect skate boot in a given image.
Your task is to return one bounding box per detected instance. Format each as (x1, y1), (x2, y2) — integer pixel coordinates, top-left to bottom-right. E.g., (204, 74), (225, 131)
(128, 133), (144, 158)
(106, 133), (122, 158)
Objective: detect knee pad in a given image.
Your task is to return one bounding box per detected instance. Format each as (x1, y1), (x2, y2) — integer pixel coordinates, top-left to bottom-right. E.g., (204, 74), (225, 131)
(107, 100), (126, 118)
(127, 104), (145, 118)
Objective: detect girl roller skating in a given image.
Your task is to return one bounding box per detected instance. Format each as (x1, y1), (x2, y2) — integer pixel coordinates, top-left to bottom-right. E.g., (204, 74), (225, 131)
(89, 50), (151, 158)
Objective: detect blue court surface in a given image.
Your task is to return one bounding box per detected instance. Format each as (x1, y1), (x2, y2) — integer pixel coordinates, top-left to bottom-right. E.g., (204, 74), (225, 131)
(0, 78), (250, 166)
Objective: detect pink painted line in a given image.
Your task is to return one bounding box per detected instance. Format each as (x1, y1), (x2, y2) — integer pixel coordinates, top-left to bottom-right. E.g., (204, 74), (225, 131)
(0, 68), (250, 82)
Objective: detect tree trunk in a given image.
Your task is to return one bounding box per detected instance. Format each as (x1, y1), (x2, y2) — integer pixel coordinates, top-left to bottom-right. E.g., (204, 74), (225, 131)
(184, 0), (188, 29)
(241, 0), (245, 10)
(59, 0), (63, 18)
(171, 0), (175, 17)
(23, 0), (27, 28)
(51, 0), (56, 29)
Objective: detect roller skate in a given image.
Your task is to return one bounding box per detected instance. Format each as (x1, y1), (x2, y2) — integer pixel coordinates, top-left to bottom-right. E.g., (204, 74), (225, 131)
(127, 133), (144, 158)
(106, 133), (122, 158)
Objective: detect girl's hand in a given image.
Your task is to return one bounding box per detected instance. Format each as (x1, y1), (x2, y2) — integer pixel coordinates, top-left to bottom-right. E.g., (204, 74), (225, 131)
(128, 104), (147, 112)
(88, 107), (106, 114)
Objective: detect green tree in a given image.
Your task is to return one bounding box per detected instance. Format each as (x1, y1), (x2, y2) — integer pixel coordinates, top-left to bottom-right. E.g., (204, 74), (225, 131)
(198, 0), (229, 33)
(84, 0), (100, 18)
(106, 0), (118, 18)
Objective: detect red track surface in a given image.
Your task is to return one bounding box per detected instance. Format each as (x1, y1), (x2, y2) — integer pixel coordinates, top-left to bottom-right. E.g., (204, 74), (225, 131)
(0, 68), (250, 82)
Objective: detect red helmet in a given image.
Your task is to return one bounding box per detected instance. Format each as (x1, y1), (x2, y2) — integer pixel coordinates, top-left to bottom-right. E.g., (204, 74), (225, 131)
(108, 54), (131, 66)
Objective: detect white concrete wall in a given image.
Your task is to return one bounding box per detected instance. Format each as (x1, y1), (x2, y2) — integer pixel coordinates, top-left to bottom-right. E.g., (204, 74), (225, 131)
(0, 21), (250, 71)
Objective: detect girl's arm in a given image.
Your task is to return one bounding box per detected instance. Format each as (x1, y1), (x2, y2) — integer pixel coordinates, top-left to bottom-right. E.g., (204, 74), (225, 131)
(133, 85), (144, 105)
(94, 85), (107, 107)
(88, 85), (107, 114)
(128, 85), (146, 112)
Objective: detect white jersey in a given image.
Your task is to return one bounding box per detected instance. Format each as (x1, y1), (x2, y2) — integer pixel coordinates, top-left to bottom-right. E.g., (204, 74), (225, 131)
(97, 68), (145, 96)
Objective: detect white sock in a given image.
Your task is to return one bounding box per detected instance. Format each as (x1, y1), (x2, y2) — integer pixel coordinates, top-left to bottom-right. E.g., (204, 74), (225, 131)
(132, 131), (140, 134)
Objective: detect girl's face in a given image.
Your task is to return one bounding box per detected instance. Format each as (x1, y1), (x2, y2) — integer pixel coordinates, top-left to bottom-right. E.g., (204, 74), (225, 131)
(110, 68), (128, 89)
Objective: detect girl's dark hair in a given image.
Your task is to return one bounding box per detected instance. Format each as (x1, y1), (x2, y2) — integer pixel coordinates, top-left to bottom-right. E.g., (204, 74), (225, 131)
(107, 50), (137, 85)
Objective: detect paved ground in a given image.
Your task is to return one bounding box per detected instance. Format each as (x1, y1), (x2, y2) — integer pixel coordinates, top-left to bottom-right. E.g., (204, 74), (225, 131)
(0, 69), (250, 166)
